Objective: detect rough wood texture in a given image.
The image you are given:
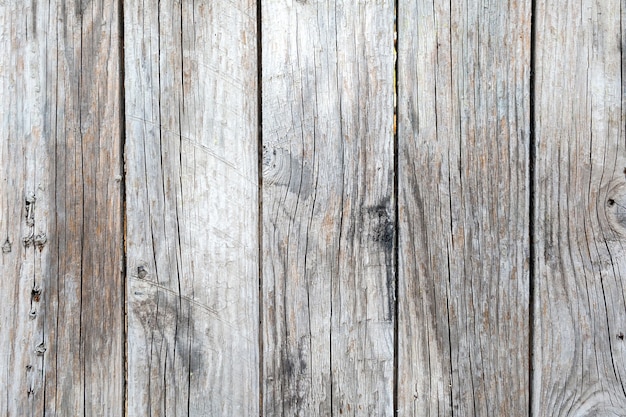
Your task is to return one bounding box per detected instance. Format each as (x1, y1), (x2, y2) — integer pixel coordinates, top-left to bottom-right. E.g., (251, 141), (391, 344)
(123, 0), (259, 415)
(533, 0), (626, 415)
(0, 1), (124, 415)
(397, 0), (531, 415)
(261, 0), (395, 415)
(4, 1), (626, 414)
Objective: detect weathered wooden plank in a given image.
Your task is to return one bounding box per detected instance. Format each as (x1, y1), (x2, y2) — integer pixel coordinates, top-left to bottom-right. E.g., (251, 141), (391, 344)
(397, 0), (531, 415)
(123, 0), (259, 415)
(261, 1), (395, 415)
(0, 1), (124, 415)
(533, 0), (626, 415)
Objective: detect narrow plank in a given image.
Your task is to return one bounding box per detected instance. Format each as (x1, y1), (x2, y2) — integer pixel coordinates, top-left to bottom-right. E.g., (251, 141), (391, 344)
(0, 0), (124, 415)
(261, 0), (395, 415)
(533, 0), (626, 415)
(124, 1), (259, 415)
(397, 0), (531, 415)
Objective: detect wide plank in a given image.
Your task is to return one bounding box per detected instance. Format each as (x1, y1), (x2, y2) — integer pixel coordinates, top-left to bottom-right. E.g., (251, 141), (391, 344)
(261, 0), (396, 415)
(0, 1), (124, 415)
(123, 0), (259, 415)
(532, 0), (626, 415)
(397, 0), (531, 415)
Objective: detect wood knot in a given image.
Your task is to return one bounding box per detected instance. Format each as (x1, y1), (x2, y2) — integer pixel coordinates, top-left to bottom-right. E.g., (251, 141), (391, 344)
(602, 181), (626, 236)
(31, 286), (42, 302)
(34, 233), (47, 251)
(137, 265), (148, 279)
(262, 145), (312, 198)
(1, 239), (11, 254)
(23, 233), (34, 248)
(35, 342), (46, 356)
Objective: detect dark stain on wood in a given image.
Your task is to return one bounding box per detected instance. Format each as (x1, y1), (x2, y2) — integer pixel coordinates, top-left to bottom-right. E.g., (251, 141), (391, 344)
(366, 197), (396, 321)
(368, 198), (394, 251)
(74, 0), (91, 17)
(132, 289), (202, 380)
(31, 0), (37, 37)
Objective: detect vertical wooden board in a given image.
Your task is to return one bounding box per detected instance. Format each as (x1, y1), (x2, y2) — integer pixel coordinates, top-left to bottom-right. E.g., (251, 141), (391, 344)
(0, 1), (124, 415)
(124, 0), (258, 415)
(533, 0), (626, 415)
(397, 0), (531, 415)
(261, 0), (395, 415)
(0, 4), (49, 414)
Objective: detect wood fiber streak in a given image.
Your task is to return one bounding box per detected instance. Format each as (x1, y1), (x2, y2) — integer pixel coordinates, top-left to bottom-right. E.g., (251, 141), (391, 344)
(261, 0), (395, 415)
(123, 0), (259, 415)
(397, 0), (531, 415)
(533, 0), (626, 415)
(0, 1), (124, 415)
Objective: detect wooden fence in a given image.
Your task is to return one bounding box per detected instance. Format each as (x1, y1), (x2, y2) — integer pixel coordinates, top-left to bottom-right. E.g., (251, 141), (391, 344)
(1, 0), (624, 415)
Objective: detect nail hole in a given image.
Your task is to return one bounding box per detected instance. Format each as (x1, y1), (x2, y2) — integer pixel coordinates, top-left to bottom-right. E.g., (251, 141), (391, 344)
(34, 233), (47, 251)
(618, 332), (624, 340)
(31, 286), (42, 302)
(137, 266), (148, 279)
(608, 199), (616, 207)
(35, 342), (46, 356)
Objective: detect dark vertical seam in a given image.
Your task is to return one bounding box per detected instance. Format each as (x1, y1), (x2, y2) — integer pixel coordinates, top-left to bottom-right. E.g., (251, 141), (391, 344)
(78, 12), (86, 417)
(186, 5), (194, 416)
(173, 2), (185, 414)
(178, 3), (191, 414)
(118, 0), (128, 415)
(448, 2), (455, 414)
(528, 0), (536, 415)
(393, 0), (400, 415)
(257, 0), (264, 415)
(54, 7), (61, 412)
(172, 7), (184, 409)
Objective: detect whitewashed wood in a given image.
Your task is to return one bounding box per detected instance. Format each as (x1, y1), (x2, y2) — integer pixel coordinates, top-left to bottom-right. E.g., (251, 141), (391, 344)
(124, 0), (259, 415)
(0, 1), (124, 415)
(261, 0), (395, 415)
(397, 0), (531, 415)
(533, 0), (626, 415)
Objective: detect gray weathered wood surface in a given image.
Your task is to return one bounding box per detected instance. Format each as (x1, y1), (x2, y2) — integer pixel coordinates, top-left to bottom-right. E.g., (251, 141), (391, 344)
(397, 0), (531, 415)
(261, 0), (395, 415)
(0, 0), (124, 415)
(123, 0), (259, 415)
(0, 0), (624, 416)
(533, 0), (626, 415)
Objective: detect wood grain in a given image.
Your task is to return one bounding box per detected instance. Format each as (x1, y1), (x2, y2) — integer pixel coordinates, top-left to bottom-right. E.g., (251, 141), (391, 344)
(0, 0), (124, 415)
(123, 0), (259, 415)
(261, 0), (395, 415)
(532, 0), (626, 415)
(397, 0), (531, 415)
